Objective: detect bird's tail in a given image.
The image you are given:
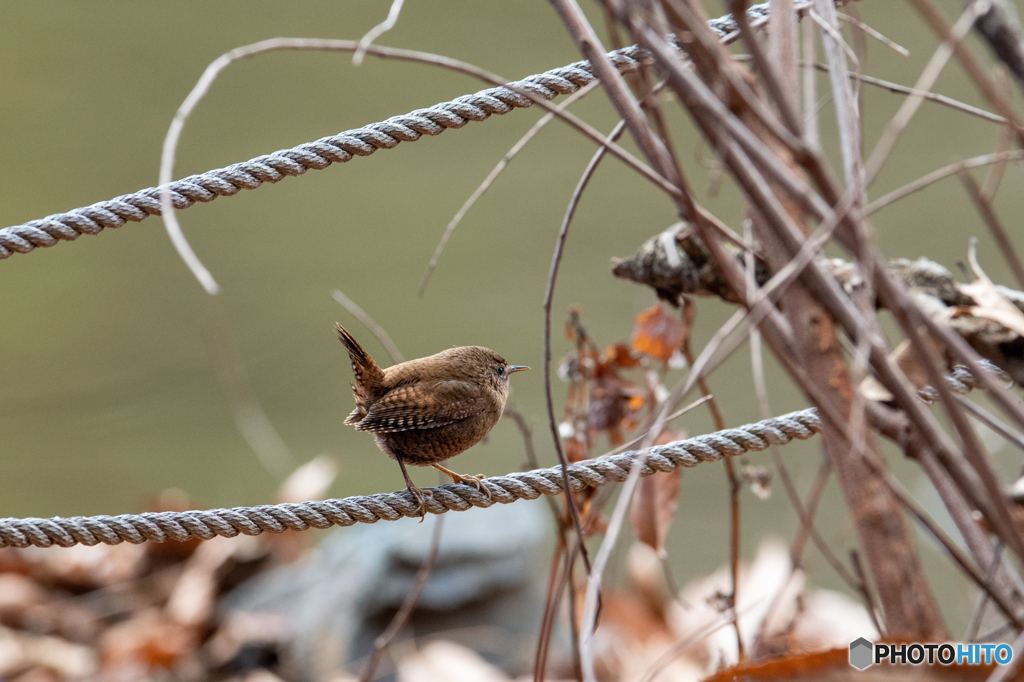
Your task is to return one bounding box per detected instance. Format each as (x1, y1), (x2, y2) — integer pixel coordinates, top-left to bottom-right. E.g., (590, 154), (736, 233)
(336, 323), (386, 395)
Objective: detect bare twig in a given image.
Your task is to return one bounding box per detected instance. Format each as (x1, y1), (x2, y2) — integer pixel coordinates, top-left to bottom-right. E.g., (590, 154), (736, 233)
(332, 289), (405, 364)
(353, 0), (405, 66)
(158, 37), (678, 295)
(748, 317), (863, 650)
(732, 0), (802, 136)
(418, 80), (600, 295)
(157, 38), (530, 296)
(204, 301), (295, 480)
(678, 299), (745, 661)
(866, 150), (1024, 214)
(982, 68), (1015, 199)
(967, 541), (1004, 642)
(909, 0), (1024, 147)
(865, 448), (1024, 631)
(956, 168), (1024, 290)
(987, 627), (1024, 682)
(812, 1), (865, 203)
(543, 121), (630, 580)
(580, 457), (644, 682)
(550, 0), (679, 189)
(504, 406), (561, 524)
(534, 538), (566, 682)
(958, 397), (1024, 454)
(797, 62), (1013, 124)
(602, 396), (713, 458)
(850, 550), (886, 636)
(637, 612), (743, 682)
(864, 0), (988, 185)
(503, 406), (540, 470)
(837, 12), (910, 56)
(802, 14), (820, 146)
(359, 515), (445, 681)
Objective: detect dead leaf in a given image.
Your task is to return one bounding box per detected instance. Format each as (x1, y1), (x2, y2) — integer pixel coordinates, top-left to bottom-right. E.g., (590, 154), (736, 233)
(605, 342), (642, 368)
(632, 304), (686, 363)
(15, 543), (146, 590)
(99, 608), (196, 670)
(0, 574), (46, 620)
(960, 241), (1024, 336)
(565, 433), (587, 463)
(958, 299), (1024, 336)
(589, 369), (644, 445)
(241, 669), (289, 682)
(0, 625), (98, 680)
(397, 641), (511, 682)
(700, 649), (849, 682)
(630, 468), (682, 556)
(166, 535), (264, 627)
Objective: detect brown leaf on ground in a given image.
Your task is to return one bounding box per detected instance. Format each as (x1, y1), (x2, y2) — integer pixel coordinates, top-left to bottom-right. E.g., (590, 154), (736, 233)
(701, 647), (989, 681)
(0, 626), (98, 680)
(397, 641), (511, 682)
(99, 608), (197, 671)
(12, 543), (147, 591)
(0, 574), (47, 622)
(632, 304), (686, 363)
(165, 536), (246, 628)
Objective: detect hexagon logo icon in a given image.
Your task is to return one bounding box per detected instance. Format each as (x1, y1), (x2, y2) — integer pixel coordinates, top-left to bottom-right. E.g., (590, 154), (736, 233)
(849, 638), (874, 670)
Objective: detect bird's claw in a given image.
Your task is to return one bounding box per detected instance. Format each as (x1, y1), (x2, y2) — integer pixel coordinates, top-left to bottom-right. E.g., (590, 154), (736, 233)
(454, 473), (491, 500)
(406, 485), (434, 522)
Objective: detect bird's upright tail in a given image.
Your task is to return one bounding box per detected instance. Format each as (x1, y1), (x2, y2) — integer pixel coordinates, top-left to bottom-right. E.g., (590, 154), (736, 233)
(336, 323), (386, 398)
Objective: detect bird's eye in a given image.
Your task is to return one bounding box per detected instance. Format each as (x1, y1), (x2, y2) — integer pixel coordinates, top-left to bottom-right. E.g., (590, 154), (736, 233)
(497, 366), (505, 376)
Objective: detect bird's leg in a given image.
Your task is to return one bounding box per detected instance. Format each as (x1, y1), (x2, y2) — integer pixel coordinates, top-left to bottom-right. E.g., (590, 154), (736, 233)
(396, 455), (431, 521)
(432, 462), (491, 500)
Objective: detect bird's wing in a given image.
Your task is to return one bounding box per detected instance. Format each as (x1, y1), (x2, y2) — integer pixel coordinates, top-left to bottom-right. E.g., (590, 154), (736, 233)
(355, 380), (481, 433)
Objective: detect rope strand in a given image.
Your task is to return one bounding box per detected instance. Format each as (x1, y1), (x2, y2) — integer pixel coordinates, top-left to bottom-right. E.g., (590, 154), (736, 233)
(0, 5), (773, 260)
(0, 406), (818, 549)
(0, 360), (1001, 550)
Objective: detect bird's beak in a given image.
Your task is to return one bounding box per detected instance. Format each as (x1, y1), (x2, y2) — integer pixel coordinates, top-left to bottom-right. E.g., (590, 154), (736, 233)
(509, 365), (530, 374)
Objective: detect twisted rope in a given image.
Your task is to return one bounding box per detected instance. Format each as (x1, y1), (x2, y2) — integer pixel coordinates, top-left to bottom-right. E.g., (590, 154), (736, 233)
(0, 358), (1004, 550)
(0, 5), (775, 260)
(0, 407), (820, 549)
(920, 359), (1010, 404)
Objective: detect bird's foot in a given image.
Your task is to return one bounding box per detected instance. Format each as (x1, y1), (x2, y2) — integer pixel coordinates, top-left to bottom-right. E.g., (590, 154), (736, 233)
(432, 464), (491, 500)
(405, 484), (434, 522)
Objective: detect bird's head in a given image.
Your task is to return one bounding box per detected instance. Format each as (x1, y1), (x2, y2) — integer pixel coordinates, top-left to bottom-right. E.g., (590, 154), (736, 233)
(456, 346), (529, 394)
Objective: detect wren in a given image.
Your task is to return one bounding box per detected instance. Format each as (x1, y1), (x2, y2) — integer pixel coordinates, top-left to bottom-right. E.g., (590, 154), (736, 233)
(336, 323), (529, 515)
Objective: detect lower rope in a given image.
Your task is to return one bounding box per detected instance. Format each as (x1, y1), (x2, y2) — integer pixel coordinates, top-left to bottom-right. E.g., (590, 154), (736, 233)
(0, 408), (821, 549)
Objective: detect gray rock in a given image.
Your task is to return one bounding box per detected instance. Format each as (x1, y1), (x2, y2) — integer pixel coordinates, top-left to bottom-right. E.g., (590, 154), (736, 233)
(221, 499), (555, 681)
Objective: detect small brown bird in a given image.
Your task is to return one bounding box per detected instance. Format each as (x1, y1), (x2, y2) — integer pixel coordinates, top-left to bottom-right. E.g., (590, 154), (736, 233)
(336, 323), (529, 515)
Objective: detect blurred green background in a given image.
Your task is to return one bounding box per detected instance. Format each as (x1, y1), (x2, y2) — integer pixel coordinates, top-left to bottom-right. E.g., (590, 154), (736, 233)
(1, 0), (1022, 631)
